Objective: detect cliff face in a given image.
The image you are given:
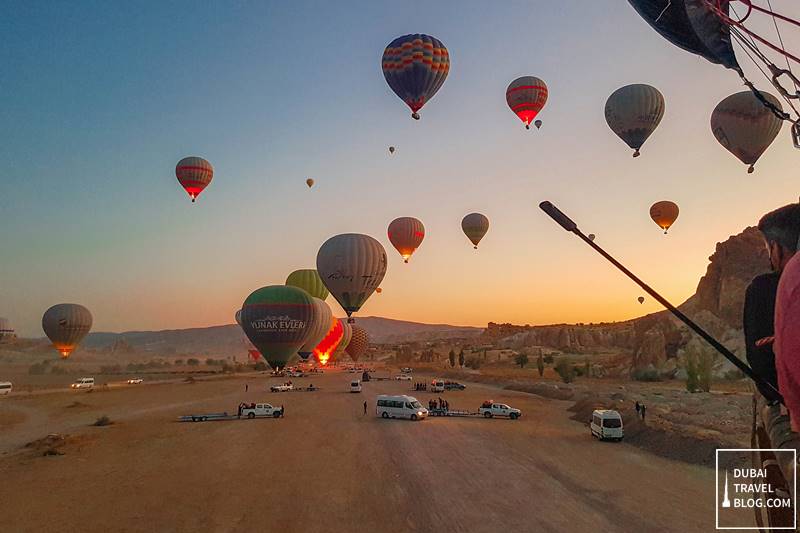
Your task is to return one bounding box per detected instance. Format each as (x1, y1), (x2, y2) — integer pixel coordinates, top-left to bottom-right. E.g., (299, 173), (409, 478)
(484, 226), (771, 375)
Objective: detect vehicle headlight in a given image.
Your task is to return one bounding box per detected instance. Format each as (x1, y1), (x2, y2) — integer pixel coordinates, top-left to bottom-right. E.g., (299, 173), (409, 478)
(418, 411), (423, 416)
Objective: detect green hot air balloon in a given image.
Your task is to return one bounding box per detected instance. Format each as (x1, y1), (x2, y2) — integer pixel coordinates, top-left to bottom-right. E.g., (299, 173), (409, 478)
(286, 269), (329, 301)
(240, 285), (314, 370)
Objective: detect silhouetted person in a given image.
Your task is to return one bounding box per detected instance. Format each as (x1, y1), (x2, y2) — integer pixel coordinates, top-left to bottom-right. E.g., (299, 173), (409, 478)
(245, 383), (248, 392)
(363, 401), (367, 416)
(635, 401), (640, 415)
(640, 404), (646, 422)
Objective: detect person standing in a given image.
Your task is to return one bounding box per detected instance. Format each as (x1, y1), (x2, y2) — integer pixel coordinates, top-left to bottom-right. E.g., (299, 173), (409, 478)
(245, 383), (249, 393)
(640, 404), (646, 422)
(363, 401), (367, 416)
(635, 401), (640, 416)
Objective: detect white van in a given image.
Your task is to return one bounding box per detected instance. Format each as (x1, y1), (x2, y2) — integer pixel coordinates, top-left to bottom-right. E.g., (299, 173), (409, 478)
(376, 395), (428, 421)
(350, 380), (362, 393)
(430, 379), (445, 393)
(591, 409), (624, 441)
(0, 382), (12, 396)
(71, 377), (95, 389)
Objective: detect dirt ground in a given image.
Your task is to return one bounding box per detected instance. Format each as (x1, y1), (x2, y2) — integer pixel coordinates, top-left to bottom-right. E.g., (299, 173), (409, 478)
(0, 370), (751, 532)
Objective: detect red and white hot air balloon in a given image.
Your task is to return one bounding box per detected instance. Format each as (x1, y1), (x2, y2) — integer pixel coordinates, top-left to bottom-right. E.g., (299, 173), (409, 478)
(388, 217), (425, 263)
(175, 156), (213, 203)
(506, 76), (548, 130)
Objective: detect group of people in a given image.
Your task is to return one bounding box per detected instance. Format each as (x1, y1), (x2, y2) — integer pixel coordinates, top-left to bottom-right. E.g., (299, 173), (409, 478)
(429, 398), (449, 411)
(634, 401), (646, 421)
(414, 382), (428, 391)
(744, 203), (800, 431)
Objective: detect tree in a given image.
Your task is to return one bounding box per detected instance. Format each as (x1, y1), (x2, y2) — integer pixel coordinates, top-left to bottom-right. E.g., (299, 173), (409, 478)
(584, 360), (591, 377)
(458, 349), (465, 368)
(554, 357), (575, 384)
(514, 353), (529, 368)
(537, 352), (544, 377)
(448, 350), (456, 368)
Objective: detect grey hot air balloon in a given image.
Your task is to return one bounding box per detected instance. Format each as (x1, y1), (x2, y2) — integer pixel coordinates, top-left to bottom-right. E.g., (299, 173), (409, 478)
(0, 318), (15, 343)
(605, 84), (665, 157)
(316, 234), (387, 320)
(711, 91), (783, 173)
(42, 304), (93, 358)
(297, 298), (333, 361)
(462, 213), (490, 249)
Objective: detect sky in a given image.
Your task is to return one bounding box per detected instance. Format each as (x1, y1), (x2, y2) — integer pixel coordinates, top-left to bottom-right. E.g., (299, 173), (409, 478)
(1, 1), (799, 336)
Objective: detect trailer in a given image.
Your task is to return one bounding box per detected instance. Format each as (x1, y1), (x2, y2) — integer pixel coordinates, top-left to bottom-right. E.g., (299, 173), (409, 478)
(179, 402), (284, 422)
(427, 408), (480, 417)
(178, 412), (236, 422)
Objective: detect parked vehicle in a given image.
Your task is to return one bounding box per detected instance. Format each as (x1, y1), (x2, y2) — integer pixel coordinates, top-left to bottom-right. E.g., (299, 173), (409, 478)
(287, 370), (305, 378)
(444, 381), (466, 390)
(127, 378), (143, 385)
(376, 395), (428, 420)
(590, 409), (624, 441)
(350, 380), (362, 393)
(240, 403), (284, 419)
(0, 382), (12, 396)
(430, 379), (445, 393)
(394, 374), (412, 381)
(400, 367), (413, 374)
(71, 377), (95, 389)
(479, 401), (521, 419)
(270, 383), (294, 392)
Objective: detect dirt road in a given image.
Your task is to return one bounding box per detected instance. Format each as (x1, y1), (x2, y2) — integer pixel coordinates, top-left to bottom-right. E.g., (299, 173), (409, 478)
(0, 371), (743, 532)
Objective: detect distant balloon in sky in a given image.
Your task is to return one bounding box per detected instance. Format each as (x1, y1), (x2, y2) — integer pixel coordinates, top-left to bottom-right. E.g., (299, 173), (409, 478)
(306, 178), (314, 188)
(376, 287), (383, 294)
(388, 217), (425, 263)
(588, 234), (596, 242)
(534, 119), (542, 130)
(346, 325), (369, 362)
(382, 34), (450, 120)
(175, 156), (213, 203)
(42, 304), (93, 359)
(0, 318), (14, 342)
(286, 269), (329, 301)
(239, 286), (314, 370)
(317, 234), (387, 320)
(711, 91), (783, 173)
(605, 84), (665, 157)
(506, 76), (548, 130)
(298, 298), (332, 361)
(314, 317), (343, 366)
(638, 296), (645, 304)
(462, 213), (489, 249)
(650, 201), (680, 234)
(389, 146), (396, 154)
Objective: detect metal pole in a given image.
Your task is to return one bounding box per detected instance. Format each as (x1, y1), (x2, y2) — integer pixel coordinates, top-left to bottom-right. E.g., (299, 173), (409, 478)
(539, 201), (784, 405)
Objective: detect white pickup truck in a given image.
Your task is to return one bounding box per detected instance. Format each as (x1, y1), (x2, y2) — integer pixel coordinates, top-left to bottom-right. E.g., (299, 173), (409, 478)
(240, 403), (284, 419)
(479, 401), (521, 420)
(270, 383), (294, 392)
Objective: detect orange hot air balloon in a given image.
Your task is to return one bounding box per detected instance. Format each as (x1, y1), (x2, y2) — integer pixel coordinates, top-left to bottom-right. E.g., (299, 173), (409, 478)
(388, 217), (425, 263)
(346, 325), (370, 362)
(175, 156), (213, 203)
(306, 178), (315, 188)
(313, 318), (343, 366)
(649, 201), (679, 234)
(376, 287), (382, 294)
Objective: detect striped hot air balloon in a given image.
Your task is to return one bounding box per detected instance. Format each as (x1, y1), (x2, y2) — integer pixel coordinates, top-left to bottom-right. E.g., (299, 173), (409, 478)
(605, 84), (665, 157)
(313, 317), (343, 366)
(333, 319), (353, 361)
(711, 91), (783, 173)
(297, 298), (333, 361)
(382, 34), (450, 120)
(506, 76), (548, 129)
(286, 269), (329, 300)
(42, 304), (93, 358)
(388, 217), (425, 263)
(462, 213), (489, 249)
(175, 156), (213, 202)
(346, 325), (369, 362)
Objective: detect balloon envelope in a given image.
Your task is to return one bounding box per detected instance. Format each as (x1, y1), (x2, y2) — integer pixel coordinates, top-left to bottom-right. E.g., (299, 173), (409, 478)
(388, 217), (425, 263)
(316, 234), (387, 318)
(711, 91), (783, 173)
(175, 156), (213, 202)
(346, 325), (369, 362)
(638, 296), (645, 304)
(42, 304), (93, 358)
(314, 318), (343, 366)
(389, 146), (396, 154)
(333, 319), (353, 359)
(534, 119), (542, 130)
(506, 76), (548, 129)
(306, 178), (314, 188)
(462, 213), (489, 249)
(382, 34), (450, 119)
(239, 286), (314, 370)
(605, 84), (665, 157)
(650, 201), (680, 234)
(286, 269), (330, 300)
(297, 298), (333, 360)
(235, 309), (242, 326)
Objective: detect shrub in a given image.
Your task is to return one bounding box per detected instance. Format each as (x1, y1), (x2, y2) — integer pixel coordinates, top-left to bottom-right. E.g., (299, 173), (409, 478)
(448, 350), (456, 368)
(93, 415), (113, 427)
(465, 356), (482, 370)
(554, 358), (575, 384)
(514, 353), (529, 368)
(543, 354), (554, 364)
(187, 358), (200, 366)
(254, 362), (267, 372)
(632, 367), (662, 382)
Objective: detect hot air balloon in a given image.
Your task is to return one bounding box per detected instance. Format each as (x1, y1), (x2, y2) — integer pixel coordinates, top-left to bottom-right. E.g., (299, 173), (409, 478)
(462, 213), (489, 249)
(333, 319), (353, 360)
(534, 119), (542, 130)
(0, 318), (14, 343)
(605, 84), (665, 157)
(316, 234), (387, 320)
(382, 34), (450, 120)
(346, 325), (369, 362)
(650, 201), (680, 234)
(306, 178), (315, 188)
(239, 286), (314, 370)
(286, 269), (330, 300)
(42, 304), (92, 358)
(175, 156), (213, 203)
(388, 217), (425, 263)
(711, 91), (783, 173)
(588, 234), (596, 242)
(235, 309), (242, 326)
(313, 318), (343, 366)
(376, 287), (383, 294)
(506, 76), (548, 130)
(389, 146), (396, 154)
(297, 298), (333, 361)
(638, 296), (645, 304)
